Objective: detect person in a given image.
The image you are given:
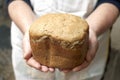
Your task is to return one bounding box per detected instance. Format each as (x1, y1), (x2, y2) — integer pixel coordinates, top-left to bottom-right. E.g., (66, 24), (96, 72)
(7, 0), (120, 80)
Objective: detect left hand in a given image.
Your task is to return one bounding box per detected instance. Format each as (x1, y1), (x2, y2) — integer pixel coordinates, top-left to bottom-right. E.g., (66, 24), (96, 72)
(23, 30), (55, 72)
(61, 28), (99, 73)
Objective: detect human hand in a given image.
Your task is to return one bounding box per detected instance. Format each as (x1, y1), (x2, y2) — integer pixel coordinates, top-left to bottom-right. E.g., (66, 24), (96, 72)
(61, 28), (99, 73)
(22, 30), (55, 72)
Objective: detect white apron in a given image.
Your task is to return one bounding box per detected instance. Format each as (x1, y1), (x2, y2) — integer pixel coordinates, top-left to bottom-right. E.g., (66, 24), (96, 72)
(11, 0), (110, 80)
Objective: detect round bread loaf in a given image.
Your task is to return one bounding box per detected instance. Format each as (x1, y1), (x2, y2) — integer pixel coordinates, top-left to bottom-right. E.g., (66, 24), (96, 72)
(29, 13), (89, 69)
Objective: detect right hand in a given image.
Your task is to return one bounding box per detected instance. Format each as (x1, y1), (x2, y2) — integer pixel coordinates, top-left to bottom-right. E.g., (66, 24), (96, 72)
(61, 28), (99, 73)
(22, 30), (55, 72)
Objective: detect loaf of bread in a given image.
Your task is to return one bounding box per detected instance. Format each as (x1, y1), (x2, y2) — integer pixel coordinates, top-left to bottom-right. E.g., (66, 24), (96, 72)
(29, 13), (89, 69)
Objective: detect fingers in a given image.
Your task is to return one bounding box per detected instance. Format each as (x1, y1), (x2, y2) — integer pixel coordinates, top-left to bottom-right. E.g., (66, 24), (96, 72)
(61, 61), (90, 72)
(41, 66), (55, 72)
(72, 61), (89, 72)
(49, 67), (55, 72)
(26, 57), (41, 70)
(41, 66), (49, 72)
(26, 57), (55, 72)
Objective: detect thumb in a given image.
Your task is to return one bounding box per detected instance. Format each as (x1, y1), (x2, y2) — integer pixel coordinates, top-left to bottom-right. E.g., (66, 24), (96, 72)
(23, 31), (32, 60)
(86, 29), (98, 62)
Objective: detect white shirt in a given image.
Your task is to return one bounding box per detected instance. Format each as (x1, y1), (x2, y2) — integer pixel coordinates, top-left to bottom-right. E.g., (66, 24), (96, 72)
(11, 0), (110, 80)
(31, 0), (97, 18)
(30, 0), (109, 79)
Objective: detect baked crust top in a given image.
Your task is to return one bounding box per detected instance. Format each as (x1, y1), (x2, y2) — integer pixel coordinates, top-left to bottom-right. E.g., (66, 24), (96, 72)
(30, 13), (89, 42)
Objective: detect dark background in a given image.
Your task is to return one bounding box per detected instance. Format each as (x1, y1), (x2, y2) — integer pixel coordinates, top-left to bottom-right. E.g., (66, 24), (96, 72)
(0, 0), (15, 80)
(0, 0), (120, 80)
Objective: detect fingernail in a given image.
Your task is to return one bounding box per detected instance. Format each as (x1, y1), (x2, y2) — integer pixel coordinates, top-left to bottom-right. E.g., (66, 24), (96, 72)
(73, 68), (80, 72)
(36, 64), (41, 70)
(73, 69), (77, 72)
(42, 66), (48, 72)
(49, 68), (54, 72)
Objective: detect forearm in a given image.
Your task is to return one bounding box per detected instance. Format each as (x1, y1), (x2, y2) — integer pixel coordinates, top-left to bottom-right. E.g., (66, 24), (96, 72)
(86, 3), (119, 36)
(8, 0), (36, 34)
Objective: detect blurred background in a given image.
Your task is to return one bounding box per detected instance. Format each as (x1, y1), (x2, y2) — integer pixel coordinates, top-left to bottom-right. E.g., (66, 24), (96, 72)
(0, 0), (15, 80)
(0, 0), (120, 80)
(0, 0), (14, 80)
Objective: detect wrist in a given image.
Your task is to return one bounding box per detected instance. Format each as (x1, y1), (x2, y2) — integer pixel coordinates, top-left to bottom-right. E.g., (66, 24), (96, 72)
(19, 16), (37, 34)
(86, 19), (98, 37)
(89, 28), (97, 40)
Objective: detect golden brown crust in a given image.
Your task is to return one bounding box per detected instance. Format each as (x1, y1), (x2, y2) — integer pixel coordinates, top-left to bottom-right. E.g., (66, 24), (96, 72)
(29, 13), (89, 69)
(30, 13), (89, 42)
(30, 35), (88, 69)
